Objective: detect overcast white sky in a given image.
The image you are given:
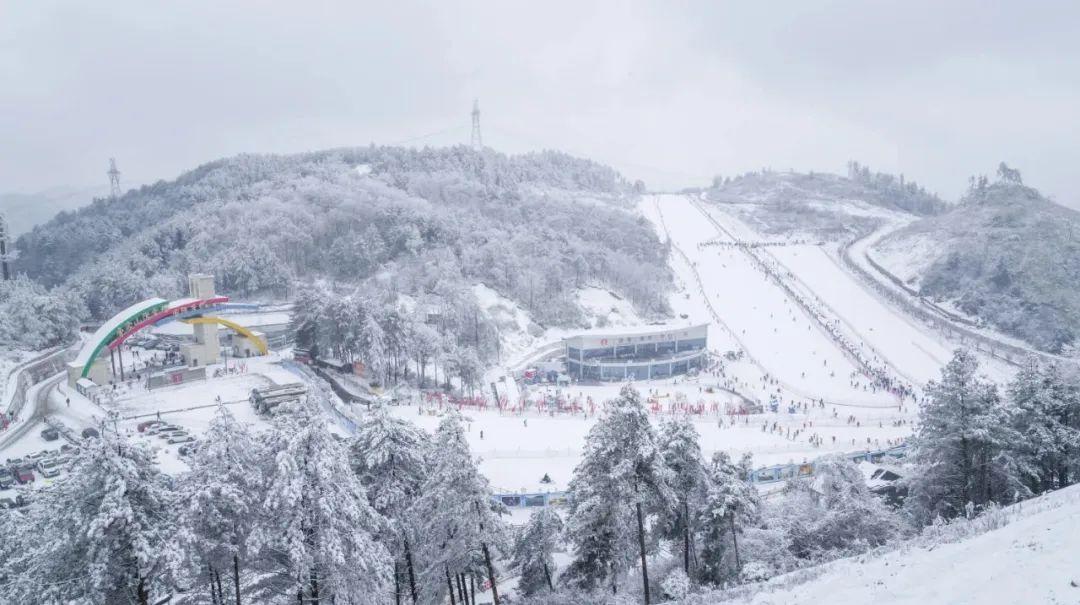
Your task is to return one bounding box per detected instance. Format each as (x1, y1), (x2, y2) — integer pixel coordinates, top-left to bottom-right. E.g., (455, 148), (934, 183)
(2, 1), (1078, 206)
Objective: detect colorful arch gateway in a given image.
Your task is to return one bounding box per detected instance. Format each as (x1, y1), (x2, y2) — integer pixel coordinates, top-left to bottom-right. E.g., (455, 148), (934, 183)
(72, 295), (230, 379)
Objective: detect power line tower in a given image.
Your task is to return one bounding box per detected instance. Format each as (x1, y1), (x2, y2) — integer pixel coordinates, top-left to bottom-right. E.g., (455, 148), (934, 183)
(0, 213), (11, 281)
(107, 158), (121, 199)
(470, 99), (483, 150)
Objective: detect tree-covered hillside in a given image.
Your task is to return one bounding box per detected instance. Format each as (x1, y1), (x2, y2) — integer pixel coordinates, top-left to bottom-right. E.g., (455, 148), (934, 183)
(704, 166), (947, 240)
(876, 170), (1080, 353)
(14, 146), (670, 332)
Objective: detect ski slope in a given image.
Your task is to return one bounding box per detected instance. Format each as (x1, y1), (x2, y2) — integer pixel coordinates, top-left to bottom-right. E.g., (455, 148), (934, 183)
(642, 195), (899, 407)
(768, 242), (952, 385)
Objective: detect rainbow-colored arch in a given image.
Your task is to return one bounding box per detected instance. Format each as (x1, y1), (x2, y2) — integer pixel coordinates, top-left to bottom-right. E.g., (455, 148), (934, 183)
(73, 295), (230, 378)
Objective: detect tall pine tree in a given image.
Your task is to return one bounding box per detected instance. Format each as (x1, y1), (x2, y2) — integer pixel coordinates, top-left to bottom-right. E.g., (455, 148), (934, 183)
(908, 349), (1029, 523)
(0, 428), (174, 604)
(351, 404), (431, 604)
(563, 385), (673, 603)
(409, 410), (507, 604)
(249, 400), (392, 604)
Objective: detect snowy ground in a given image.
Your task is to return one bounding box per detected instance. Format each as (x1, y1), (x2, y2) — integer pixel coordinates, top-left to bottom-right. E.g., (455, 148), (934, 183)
(719, 482), (1080, 605)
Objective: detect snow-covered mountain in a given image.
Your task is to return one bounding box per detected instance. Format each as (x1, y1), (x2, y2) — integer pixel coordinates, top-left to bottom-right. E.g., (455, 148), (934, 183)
(872, 178), (1080, 354)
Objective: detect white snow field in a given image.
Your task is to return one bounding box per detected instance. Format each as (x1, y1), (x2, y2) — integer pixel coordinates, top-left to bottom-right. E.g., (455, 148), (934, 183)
(720, 482), (1080, 605)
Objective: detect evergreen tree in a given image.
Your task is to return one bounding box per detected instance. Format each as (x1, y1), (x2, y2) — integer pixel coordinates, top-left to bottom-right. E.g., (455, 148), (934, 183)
(409, 411), (507, 604)
(697, 451), (759, 586)
(351, 405), (431, 604)
(0, 429), (174, 604)
(249, 400), (392, 604)
(771, 455), (900, 562)
(563, 386), (673, 602)
(509, 507), (564, 597)
(175, 405), (264, 605)
(657, 416), (708, 577)
(1008, 357), (1080, 493)
(907, 349), (1030, 524)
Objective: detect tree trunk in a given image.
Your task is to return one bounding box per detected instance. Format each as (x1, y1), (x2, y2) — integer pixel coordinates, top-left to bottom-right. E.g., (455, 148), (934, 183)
(470, 574), (477, 605)
(394, 560), (402, 605)
(683, 501), (691, 576)
(209, 563), (220, 605)
(456, 572), (467, 605)
(481, 541), (501, 605)
(404, 537), (419, 604)
(729, 513), (741, 577)
(215, 569), (225, 605)
(542, 562), (554, 592)
(137, 577), (149, 605)
(234, 554), (242, 605)
(446, 567), (457, 605)
(310, 568), (319, 604)
(636, 501), (651, 605)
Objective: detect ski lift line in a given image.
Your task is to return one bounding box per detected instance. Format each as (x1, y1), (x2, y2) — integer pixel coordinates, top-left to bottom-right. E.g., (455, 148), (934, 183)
(485, 123), (710, 183)
(686, 195), (910, 400)
(653, 198), (897, 410)
(389, 124), (469, 147)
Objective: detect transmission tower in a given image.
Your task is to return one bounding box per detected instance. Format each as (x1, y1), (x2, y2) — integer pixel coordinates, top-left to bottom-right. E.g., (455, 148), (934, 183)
(470, 99), (483, 150)
(0, 213), (11, 281)
(107, 158), (121, 199)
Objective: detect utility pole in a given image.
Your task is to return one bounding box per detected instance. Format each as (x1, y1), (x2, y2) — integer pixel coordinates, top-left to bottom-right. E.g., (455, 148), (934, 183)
(470, 99), (483, 151)
(108, 158), (122, 200)
(0, 213), (11, 281)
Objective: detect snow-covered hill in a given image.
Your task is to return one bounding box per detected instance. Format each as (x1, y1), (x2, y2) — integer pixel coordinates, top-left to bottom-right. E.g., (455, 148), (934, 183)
(713, 483), (1080, 605)
(872, 180), (1080, 354)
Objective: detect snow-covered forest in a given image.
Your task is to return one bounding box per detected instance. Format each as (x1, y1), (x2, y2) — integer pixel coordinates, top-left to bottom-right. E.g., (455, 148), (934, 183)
(1, 349), (1077, 603)
(13, 147), (669, 328)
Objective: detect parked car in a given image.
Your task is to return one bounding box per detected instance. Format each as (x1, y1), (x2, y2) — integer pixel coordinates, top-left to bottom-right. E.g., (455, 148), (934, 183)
(60, 444), (77, 454)
(25, 451), (47, 461)
(167, 435), (196, 445)
(12, 467), (35, 484)
(147, 424), (179, 436)
(40, 427), (60, 441)
(81, 428), (100, 439)
(0, 496), (28, 510)
(137, 420), (164, 433)
(158, 430), (188, 440)
(0, 468), (14, 489)
(37, 459), (62, 479)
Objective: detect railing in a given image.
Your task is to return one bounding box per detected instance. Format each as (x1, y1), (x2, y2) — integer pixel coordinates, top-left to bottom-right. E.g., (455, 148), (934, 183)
(836, 230), (1066, 368)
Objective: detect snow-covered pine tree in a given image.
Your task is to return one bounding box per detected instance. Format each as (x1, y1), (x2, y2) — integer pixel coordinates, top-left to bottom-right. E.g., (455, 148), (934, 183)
(697, 451), (760, 586)
(408, 410), (508, 605)
(1008, 357), (1080, 493)
(771, 455), (901, 561)
(0, 428), (174, 604)
(562, 385), (673, 603)
(657, 416), (708, 578)
(248, 399), (392, 604)
(509, 507), (564, 597)
(907, 349), (1030, 524)
(175, 405), (265, 605)
(351, 404), (431, 604)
